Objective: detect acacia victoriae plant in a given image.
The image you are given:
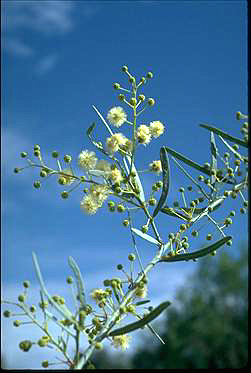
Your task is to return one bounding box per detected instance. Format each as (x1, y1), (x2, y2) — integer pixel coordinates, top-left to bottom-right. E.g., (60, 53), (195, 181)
(2, 66), (248, 369)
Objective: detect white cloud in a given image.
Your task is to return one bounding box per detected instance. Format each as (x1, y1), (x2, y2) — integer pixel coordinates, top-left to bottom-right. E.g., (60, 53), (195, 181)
(4, 1), (75, 34)
(4, 38), (34, 57)
(35, 54), (58, 75)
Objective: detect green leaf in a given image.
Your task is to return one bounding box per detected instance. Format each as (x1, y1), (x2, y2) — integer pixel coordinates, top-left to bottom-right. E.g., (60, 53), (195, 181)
(153, 147), (170, 218)
(131, 227), (159, 245)
(108, 301), (171, 336)
(68, 256), (86, 308)
(86, 122), (96, 138)
(134, 300), (151, 306)
(32, 252), (76, 322)
(164, 146), (211, 176)
(92, 105), (113, 136)
(159, 236), (232, 262)
(199, 123), (248, 148)
(210, 132), (217, 185)
(126, 155), (145, 202)
(218, 135), (244, 160)
(88, 170), (106, 177)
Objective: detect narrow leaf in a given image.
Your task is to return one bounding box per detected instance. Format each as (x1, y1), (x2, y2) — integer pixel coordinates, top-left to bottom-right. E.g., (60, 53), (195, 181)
(131, 227), (159, 245)
(108, 301), (171, 336)
(68, 256), (86, 308)
(153, 147), (170, 218)
(134, 300), (151, 306)
(160, 236), (232, 262)
(164, 146), (211, 176)
(92, 105), (113, 136)
(218, 135), (244, 160)
(126, 155), (145, 202)
(32, 252), (75, 322)
(200, 123), (248, 148)
(88, 169), (106, 177)
(86, 122), (96, 138)
(210, 132), (217, 185)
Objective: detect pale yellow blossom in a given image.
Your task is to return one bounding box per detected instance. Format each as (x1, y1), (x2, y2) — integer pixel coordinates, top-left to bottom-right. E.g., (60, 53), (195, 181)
(108, 168), (123, 184)
(80, 194), (99, 215)
(107, 107), (127, 127)
(149, 160), (162, 174)
(149, 121), (165, 138)
(120, 138), (133, 153)
(135, 285), (147, 298)
(90, 288), (107, 303)
(136, 125), (151, 145)
(95, 160), (112, 173)
(90, 184), (110, 207)
(78, 150), (97, 170)
(112, 334), (131, 350)
(106, 133), (126, 154)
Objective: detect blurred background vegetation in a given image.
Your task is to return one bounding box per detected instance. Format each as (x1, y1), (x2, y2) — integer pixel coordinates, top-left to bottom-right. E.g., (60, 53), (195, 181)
(90, 245), (248, 369)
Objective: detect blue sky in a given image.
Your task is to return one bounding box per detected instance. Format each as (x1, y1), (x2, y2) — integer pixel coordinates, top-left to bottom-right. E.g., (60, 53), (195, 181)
(1, 0), (248, 369)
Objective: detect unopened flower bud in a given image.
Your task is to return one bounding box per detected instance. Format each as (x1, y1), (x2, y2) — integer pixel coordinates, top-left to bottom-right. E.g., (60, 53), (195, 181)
(33, 181), (41, 189)
(128, 253), (136, 261)
(64, 155), (72, 163)
(148, 98), (155, 106)
(191, 230), (199, 237)
(30, 305), (36, 313)
(138, 94), (145, 101)
(18, 294), (26, 302)
(141, 225), (148, 233)
(19, 340), (32, 352)
(41, 361), (49, 368)
(13, 320), (22, 327)
(147, 72), (153, 79)
(129, 97), (137, 106)
(40, 170), (47, 178)
(117, 204), (125, 212)
(149, 197), (156, 206)
(52, 151), (59, 158)
(206, 234), (213, 240)
(118, 94), (125, 101)
(3, 310), (11, 318)
(66, 276), (73, 284)
(122, 65), (128, 72)
(58, 176), (67, 185)
(123, 219), (129, 227)
(113, 83), (121, 90)
(129, 76), (136, 84)
(38, 338), (48, 347)
(61, 191), (69, 199)
(23, 281), (30, 288)
(21, 152), (27, 158)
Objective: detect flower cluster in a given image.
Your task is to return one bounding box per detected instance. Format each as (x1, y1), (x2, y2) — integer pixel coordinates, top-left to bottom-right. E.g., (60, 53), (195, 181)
(78, 150), (97, 170)
(107, 106), (127, 127)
